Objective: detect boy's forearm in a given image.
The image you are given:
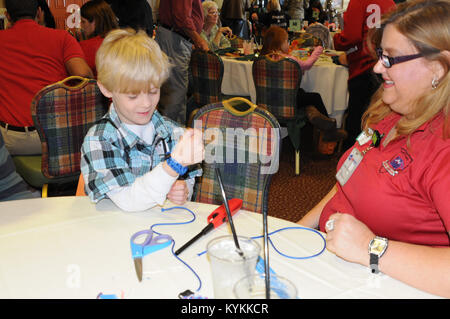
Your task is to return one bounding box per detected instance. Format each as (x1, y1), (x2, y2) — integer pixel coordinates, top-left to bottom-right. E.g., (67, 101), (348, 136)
(107, 163), (177, 212)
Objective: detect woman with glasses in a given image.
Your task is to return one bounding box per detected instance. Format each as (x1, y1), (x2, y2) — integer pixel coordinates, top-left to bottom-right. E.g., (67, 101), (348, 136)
(201, 1), (232, 51)
(298, 0), (450, 298)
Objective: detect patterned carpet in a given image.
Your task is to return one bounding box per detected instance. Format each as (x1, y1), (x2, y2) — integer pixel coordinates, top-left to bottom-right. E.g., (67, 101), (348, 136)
(267, 141), (341, 223)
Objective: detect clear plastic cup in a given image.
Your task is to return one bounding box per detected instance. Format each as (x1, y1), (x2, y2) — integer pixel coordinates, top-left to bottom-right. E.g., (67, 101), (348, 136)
(233, 274), (298, 299)
(207, 235), (260, 299)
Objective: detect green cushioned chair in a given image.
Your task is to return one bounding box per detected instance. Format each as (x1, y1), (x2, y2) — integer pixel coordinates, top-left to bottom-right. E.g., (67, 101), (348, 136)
(13, 76), (109, 197)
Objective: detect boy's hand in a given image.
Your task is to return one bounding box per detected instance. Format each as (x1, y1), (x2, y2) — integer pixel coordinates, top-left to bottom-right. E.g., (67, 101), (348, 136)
(167, 180), (189, 205)
(171, 128), (204, 167)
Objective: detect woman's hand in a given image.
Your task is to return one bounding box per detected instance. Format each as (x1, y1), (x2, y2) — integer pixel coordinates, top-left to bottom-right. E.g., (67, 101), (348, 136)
(325, 213), (375, 266)
(167, 180), (189, 205)
(219, 26), (232, 37)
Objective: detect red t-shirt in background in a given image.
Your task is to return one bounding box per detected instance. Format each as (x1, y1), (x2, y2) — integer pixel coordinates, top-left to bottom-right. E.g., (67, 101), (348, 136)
(158, 0), (203, 35)
(80, 35), (104, 78)
(320, 113), (450, 247)
(333, 0), (396, 80)
(0, 19), (85, 127)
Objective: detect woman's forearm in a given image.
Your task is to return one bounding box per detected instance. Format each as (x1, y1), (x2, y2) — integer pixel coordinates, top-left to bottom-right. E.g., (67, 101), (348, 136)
(297, 184), (337, 228)
(377, 240), (450, 298)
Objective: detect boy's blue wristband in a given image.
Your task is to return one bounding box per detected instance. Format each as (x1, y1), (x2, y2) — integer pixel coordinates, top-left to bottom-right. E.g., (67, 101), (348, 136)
(166, 156), (188, 176)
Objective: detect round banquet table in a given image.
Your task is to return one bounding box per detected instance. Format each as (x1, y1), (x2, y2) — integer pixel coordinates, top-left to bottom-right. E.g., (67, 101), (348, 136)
(0, 196), (440, 299)
(220, 54), (349, 127)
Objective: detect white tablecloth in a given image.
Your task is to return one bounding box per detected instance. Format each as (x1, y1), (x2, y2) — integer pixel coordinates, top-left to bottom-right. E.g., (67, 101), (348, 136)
(0, 197), (439, 299)
(221, 55), (349, 127)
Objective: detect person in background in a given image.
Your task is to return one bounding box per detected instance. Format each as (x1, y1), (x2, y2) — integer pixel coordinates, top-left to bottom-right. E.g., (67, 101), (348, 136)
(106, 0), (153, 37)
(147, 0), (159, 27)
(333, 0), (396, 149)
(0, 0), (92, 156)
(259, 0), (290, 30)
(0, 132), (40, 201)
(220, 0), (252, 40)
(249, 0), (266, 42)
(201, 1), (232, 51)
(261, 26), (347, 154)
(305, 0), (327, 24)
(36, 0), (55, 28)
(81, 29), (204, 212)
(283, 0), (308, 24)
(80, 0), (119, 77)
(298, 0), (450, 298)
(156, 0), (209, 125)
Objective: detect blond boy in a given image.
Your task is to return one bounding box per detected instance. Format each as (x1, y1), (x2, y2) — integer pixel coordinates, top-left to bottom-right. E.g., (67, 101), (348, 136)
(81, 29), (204, 211)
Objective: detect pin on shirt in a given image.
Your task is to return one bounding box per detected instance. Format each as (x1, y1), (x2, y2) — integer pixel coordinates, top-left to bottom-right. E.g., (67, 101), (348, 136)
(336, 129), (383, 186)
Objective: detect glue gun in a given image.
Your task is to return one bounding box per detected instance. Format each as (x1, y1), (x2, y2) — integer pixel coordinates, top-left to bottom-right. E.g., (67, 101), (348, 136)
(174, 198), (243, 256)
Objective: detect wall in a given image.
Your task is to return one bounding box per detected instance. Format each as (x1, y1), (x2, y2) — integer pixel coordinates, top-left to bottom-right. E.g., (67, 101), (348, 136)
(0, 0), (90, 29)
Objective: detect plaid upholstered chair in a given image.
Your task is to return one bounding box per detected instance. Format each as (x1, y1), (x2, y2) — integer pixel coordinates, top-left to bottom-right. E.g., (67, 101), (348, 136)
(187, 50), (224, 124)
(192, 97), (281, 215)
(228, 35), (245, 49)
(12, 76), (109, 197)
(252, 53), (305, 175)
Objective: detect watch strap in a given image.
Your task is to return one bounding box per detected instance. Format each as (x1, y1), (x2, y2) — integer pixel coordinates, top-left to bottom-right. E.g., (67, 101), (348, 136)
(370, 254), (380, 274)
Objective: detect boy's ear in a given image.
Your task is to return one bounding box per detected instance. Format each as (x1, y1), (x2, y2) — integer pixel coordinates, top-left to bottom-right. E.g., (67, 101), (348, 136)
(97, 82), (113, 98)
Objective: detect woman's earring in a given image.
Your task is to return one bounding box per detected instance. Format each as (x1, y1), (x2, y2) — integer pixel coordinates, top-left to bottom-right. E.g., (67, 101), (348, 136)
(431, 76), (439, 89)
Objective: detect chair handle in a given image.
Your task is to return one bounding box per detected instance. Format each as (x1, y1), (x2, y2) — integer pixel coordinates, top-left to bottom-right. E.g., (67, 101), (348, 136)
(222, 97), (257, 116)
(264, 52), (286, 62)
(57, 76), (92, 90)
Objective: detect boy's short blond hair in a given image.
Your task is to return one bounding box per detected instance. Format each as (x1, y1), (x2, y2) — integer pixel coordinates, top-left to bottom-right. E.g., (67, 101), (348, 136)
(96, 28), (171, 94)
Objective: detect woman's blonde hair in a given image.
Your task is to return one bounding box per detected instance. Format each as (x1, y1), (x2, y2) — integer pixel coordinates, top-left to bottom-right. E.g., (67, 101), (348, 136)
(96, 28), (171, 94)
(202, 0), (219, 21)
(267, 0), (281, 12)
(363, 0), (450, 140)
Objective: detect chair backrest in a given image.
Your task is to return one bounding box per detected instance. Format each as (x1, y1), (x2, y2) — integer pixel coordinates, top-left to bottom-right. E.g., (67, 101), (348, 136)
(76, 173), (86, 196)
(252, 54), (302, 121)
(31, 76), (109, 179)
(229, 35), (245, 49)
(192, 97), (281, 215)
(190, 49), (224, 107)
(305, 24), (333, 49)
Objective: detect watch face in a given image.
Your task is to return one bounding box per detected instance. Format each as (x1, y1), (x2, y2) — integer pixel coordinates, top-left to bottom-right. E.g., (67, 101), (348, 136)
(370, 238), (387, 255)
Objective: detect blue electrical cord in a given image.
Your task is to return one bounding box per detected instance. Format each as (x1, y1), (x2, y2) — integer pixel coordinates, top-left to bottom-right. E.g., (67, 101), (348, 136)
(153, 206), (203, 292)
(250, 226), (327, 260)
(151, 206), (327, 296)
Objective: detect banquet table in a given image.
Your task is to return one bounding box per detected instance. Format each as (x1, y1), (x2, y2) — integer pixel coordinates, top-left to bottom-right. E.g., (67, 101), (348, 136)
(221, 53), (349, 127)
(0, 196), (440, 299)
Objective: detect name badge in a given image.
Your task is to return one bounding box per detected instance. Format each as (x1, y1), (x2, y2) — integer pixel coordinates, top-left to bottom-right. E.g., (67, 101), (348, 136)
(336, 148), (363, 186)
(356, 128), (373, 146)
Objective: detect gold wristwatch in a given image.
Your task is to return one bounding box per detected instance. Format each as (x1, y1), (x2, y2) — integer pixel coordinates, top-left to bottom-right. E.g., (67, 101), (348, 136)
(368, 236), (388, 274)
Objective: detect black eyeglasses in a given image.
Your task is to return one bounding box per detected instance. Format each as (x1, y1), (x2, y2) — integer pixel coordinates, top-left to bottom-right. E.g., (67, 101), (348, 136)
(376, 48), (423, 68)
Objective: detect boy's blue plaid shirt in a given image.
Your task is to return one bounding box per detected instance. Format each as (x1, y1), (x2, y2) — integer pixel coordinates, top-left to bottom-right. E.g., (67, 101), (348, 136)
(81, 104), (202, 202)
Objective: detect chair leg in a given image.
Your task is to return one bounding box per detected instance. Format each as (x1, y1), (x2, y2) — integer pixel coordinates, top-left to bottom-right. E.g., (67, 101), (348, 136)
(295, 150), (300, 175)
(337, 112), (348, 154)
(42, 184), (48, 198)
